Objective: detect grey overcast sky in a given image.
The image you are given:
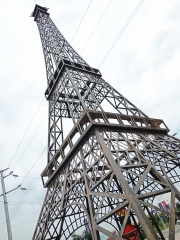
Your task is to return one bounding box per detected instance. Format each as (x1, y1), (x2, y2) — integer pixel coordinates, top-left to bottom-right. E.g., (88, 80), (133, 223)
(0, 0), (180, 239)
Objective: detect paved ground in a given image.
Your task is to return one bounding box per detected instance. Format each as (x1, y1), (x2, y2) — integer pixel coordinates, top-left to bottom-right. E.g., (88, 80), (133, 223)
(163, 225), (180, 239)
(145, 225), (180, 239)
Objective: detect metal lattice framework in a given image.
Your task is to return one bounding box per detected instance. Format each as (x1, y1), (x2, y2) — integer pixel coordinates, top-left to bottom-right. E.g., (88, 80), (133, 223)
(32, 5), (180, 240)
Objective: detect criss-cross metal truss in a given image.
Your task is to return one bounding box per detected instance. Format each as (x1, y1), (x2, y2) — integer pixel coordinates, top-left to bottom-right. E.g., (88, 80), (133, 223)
(32, 5), (180, 240)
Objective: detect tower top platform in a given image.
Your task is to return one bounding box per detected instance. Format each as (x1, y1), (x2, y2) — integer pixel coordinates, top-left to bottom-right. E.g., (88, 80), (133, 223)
(31, 5), (49, 21)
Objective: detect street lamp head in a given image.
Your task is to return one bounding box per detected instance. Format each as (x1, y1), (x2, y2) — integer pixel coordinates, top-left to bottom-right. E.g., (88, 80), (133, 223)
(12, 174), (19, 178)
(20, 187), (27, 193)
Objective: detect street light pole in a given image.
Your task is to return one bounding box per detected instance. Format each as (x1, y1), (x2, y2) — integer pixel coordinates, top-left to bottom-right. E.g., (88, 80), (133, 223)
(0, 169), (13, 240)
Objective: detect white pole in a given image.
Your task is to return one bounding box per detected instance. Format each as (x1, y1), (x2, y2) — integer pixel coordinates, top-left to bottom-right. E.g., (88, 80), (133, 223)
(0, 170), (13, 240)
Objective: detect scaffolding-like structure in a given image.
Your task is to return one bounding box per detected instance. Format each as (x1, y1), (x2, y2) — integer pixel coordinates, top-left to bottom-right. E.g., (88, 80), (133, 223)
(32, 5), (180, 240)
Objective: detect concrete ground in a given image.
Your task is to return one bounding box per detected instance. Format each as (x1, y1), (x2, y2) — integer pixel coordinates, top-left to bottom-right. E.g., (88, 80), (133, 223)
(163, 225), (180, 239)
(144, 225), (180, 239)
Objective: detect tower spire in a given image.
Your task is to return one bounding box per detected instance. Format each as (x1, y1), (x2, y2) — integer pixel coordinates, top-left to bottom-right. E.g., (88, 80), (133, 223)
(32, 5), (88, 84)
(32, 5), (180, 240)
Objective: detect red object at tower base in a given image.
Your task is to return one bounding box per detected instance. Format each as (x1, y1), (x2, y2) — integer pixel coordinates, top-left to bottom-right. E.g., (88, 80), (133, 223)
(122, 225), (139, 240)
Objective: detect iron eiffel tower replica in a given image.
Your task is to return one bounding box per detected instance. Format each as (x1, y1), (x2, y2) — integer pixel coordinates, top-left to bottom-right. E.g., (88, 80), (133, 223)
(32, 5), (180, 240)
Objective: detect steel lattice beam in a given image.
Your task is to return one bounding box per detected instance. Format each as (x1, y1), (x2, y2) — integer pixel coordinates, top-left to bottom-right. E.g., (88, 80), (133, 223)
(31, 5), (180, 240)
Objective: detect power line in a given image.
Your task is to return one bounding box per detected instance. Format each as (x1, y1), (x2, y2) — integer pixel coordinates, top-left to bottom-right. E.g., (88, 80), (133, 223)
(18, 176), (41, 179)
(8, 145), (47, 203)
(81, 0), (113, 54)
(20, 145), (47, 185)
(8, 202), (42, 205)
(12, 114), (46, 171)
(26, 189), (46, 191)
(99, 0), (145, 68)
(1, 203), (42, 206)
(70, 0), (93, 44)
(0, 80), (34, 165)
(8, 96), (45, 168)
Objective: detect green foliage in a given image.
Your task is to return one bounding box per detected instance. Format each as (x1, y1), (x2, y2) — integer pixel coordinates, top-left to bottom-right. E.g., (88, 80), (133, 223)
(160, 213), (169, 224)
(138, 229), (146, 240)
(175, 201), (180, 224)
(71, 234), (82, 240)
(153, 213), (160, 224)
(71, 231), (92, 240)
(176, 202), (180, 212)
(152, 212), (169, 226)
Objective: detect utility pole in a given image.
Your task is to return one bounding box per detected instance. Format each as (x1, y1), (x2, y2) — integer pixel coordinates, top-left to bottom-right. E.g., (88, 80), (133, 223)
(0, 168), (21, 240)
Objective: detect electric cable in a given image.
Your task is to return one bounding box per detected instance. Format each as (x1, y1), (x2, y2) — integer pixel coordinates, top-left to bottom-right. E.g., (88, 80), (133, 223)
(18, 176), (41, 179)
(8, 145), (47, 203)
(8, 96), (45, 168)
(70, 0), (93, 44)
(12, 114), (46, 171)
(0, 80), (33, 165)
(98, 0), (145, 68)
(20, 145), (47, 185)
(81, 0), (113, 54)
(26, 189), (46, 191)
(8, 202), (42, 205)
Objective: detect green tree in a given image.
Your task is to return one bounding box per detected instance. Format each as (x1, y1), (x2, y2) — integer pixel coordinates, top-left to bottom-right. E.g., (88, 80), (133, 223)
(71, 231), (92, 240)
(175, 202), (180, 224)
(71, 234), (82, 240)
(176, 202), (180, 212)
